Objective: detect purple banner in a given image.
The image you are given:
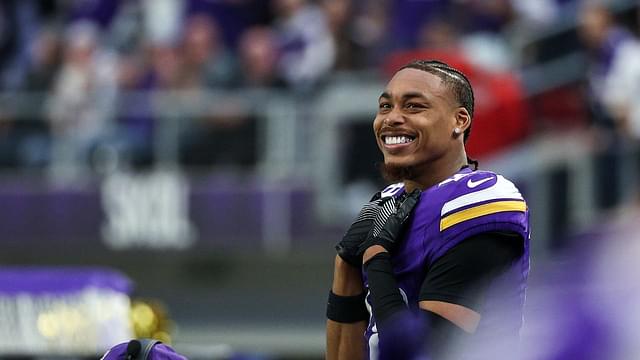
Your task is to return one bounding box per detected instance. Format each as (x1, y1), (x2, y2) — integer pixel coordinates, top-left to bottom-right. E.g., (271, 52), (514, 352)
(0, 267), (132, 294)
(0, 171), (319, 255)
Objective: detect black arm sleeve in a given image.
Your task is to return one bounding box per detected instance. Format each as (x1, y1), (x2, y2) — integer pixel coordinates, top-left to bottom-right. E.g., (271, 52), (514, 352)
(419, 231), (523, 312)
(363, 251), (406, 326)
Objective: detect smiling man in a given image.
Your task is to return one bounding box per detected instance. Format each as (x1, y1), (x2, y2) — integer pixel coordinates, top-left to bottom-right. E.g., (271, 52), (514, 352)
(326, 60), (530, 359)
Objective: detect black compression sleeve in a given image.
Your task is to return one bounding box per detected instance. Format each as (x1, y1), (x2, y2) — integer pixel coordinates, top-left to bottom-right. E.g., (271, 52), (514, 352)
(363, 252), (407, 325)
(419, 232), (523, 311)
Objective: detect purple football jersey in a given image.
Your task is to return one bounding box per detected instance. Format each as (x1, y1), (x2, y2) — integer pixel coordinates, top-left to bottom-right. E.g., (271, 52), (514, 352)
(363, 167), (530, 359)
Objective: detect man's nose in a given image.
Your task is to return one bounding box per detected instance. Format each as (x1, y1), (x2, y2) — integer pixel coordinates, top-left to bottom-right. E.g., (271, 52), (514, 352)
(384, 108), (405, 126)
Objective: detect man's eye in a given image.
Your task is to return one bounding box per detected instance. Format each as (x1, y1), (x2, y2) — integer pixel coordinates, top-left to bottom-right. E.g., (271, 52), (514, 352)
(406, 103), (423, 109)
(379, 103), (391, 110)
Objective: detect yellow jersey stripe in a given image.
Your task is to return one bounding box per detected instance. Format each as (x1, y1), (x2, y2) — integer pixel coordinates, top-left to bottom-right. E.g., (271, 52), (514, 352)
(441, 175), (523, 215)
(440, 200), (527, 231)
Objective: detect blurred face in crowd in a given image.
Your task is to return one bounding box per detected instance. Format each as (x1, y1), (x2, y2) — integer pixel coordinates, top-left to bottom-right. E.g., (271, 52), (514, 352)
(31, 29), (60, 68)
(470, 0), (512, 19)
(322, 0), (351, 33)
(238, 27), (277, 85)
(63, 21), (99, 68)
(183, 15), (219, 65)
(150, 45), (182, 87)
(117, 55), (143, 89)
(418, 20), (458, 50)
(65, 33), (96, 68)
(578, 5), (612, 49)
(273, 0), (305, 18)
(373, 69), (465, 178)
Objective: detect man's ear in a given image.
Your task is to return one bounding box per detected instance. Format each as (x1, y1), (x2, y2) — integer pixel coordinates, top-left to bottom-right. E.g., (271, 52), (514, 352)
(455, 107), (471, 132)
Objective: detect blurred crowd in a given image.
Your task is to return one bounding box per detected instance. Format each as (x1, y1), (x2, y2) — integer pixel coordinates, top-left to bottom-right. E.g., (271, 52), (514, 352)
(0, 0), (638, 180)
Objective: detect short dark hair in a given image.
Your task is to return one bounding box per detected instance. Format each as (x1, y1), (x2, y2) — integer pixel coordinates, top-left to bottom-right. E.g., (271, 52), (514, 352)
(400, 60), (475, 143)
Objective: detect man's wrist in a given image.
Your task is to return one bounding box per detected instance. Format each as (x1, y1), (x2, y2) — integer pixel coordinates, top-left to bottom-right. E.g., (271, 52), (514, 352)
(326, 290), (369, 323)
(332, 255), (364, 296)
(363, 245), (388, 265)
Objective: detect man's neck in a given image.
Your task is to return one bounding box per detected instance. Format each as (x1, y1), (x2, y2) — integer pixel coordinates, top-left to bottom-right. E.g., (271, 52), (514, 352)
(404, 151), (468, 192)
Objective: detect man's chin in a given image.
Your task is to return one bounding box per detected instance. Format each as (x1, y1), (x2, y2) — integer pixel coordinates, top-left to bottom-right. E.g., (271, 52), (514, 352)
(380, 162), (417, 183)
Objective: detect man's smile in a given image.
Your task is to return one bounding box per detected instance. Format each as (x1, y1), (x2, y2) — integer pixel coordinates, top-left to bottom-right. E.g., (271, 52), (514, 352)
(383, 135), (415, 145)
(380, 132), (417, 153)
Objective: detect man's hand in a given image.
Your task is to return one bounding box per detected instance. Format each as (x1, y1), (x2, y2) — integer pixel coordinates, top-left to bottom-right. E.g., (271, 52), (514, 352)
(335, 192), (383, 267)
(358, 189), (421, 258)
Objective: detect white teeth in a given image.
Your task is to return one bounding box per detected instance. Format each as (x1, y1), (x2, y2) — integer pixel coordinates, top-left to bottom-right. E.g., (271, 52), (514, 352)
(384, 136), (414, 145)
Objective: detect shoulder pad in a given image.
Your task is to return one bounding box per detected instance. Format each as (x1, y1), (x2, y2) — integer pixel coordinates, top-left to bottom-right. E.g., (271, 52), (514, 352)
(440, 172), (527, 232)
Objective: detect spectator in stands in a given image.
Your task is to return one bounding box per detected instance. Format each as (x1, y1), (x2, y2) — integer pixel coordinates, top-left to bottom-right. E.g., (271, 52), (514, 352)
(237, 26), (284, 88)
(47, 21), (119, 180)
(181, 14), (237, 89)
(185, 0), (274, 48)
(577, 3), (638, 209)
(602, 8), (640, 141)
(387, 0), (517, 71)
(577, 2), (636, 137)
(456, 0), (515, 34)
(147, 44), (183, 89)
(116, 39), (184, 169)
(417, 19), (460, 51)
(340, 0), (389, 68)
(0, 1), (30, 90)
(510, 0), (562, 28)
(107, 51), (155, 169)
(24, 26), (62, 93)
(0, 24), (62, 169)
(178, 17), (257, 167)
(140, 0), (183, 47)
(66, 0), (122, 29)
(272, 0), (336, 90)
(13, 25), (63, 168)
(456, 0), (516, 72)
(386, 0), (450, 50)
(321, 0), (367, 70)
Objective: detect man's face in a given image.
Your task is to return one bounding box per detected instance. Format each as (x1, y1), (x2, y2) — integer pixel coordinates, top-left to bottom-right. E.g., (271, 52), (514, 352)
(578, 6), (610, 49)
(373, 68), (460, 173)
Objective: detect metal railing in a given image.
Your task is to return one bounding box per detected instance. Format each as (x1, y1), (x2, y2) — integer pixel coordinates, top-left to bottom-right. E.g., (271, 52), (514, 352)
(2, 65), (639, 259)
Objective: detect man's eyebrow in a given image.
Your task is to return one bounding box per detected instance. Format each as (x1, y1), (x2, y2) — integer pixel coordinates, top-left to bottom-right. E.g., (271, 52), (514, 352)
(379, 91), (428, 100)
(401, 91), (428, 100)
(379, 92), (391, 100)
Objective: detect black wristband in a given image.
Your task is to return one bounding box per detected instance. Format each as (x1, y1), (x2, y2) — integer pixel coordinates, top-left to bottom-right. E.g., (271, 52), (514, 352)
(326, 290), (370, 323)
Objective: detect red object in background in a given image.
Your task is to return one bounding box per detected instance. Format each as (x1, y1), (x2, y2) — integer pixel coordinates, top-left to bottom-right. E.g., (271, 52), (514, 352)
(529, 85), (589, 131)
(383, 50), (531, 159)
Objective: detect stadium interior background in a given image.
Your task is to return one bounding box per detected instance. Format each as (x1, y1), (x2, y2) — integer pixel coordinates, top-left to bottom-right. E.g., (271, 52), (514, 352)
(1, 0), (640, 359)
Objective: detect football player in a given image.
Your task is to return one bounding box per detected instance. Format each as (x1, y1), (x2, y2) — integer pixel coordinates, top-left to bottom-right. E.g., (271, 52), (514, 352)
(326, 60), (530, 359)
